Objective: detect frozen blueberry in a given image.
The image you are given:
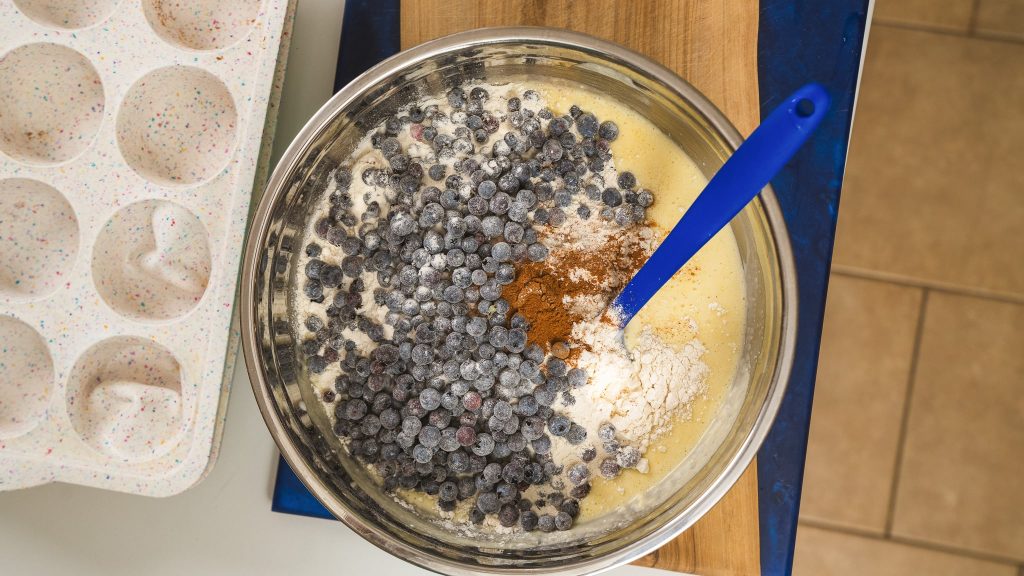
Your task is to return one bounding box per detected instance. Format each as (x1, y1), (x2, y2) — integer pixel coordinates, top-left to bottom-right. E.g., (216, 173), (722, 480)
(598, 422), (616, 442)
(576, 113), (599, 138)
(466, 317), (488, 337)
(548, 207), (566, 227)
(465, 507), (485, 525)
(308, 355), (327, 374)
(389, 154), (410, 172)
(567, 462), (590, 485)
(560, 498), (580, 520)
(526, 243), (549, 262)
(469, 86), (489, 101)
(542, 139), (563, 162)
(496, 481), (519, 504)
(462, 390), (482, 411)
(497, 504), (519, 527)
(502, 202), (526, 223)
(581, 447), (597, 462)
(634, 187), (654, 208)
(598, 120), (619, 141)
(449, 266), (471, 288)
(520, 510), (538, 531)
(438, 480), (458, 501)
(533, 207), (550, 225)
(614, 206), (632, 227)
(304, 259), (323, 280)
(567, 367), (588, 388)
(602, 187), (623, 207)
(566, 424), (587, 445)
(546, 357), (568, 378)
(389, 213), (416, 237)
(537, 514), (556, 533)
(482, 463), (502, 485)
(443, 285), (465, 303)
(340, 399), (368, 421)
(447, 88), (466, 109)
(419, 425), (441, 448)
(380, 408), (400, 430)
(548, 415), (571, 436)
(599, 457), (621, 479)
(490, 241), (512, 263)
(402, 416), (422, 436)
(413, 444), (433, 464)
(304, 315), (325, 333)
(460, 359), (482, 381)
(361, 412), (382, 435)
(501, 461), (525, 484)
(447, 450), (469, 473)
(480, 215), (503, 238)
(569, 479), (593, 498)
(493, 400), (514, 420)
(476, 491), (500, 514)
(516, 412), (540, 438)
(617, 445), (642, 468)
(617, 171), (637, 190)
(456, 425), (476, 447)
(489, 192), (511, 215)
(301, 339), (320, 356)
(532, 435), (552, 455)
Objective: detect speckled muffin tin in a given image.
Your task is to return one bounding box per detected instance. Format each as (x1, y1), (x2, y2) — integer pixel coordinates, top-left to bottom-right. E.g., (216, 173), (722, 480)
(0, 0), (291, 496)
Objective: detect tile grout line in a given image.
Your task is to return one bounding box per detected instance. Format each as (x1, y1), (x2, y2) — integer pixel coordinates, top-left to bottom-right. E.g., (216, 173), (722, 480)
(968, 0), (981, 36)
(873, 19), (974, 39)
(883, 288), (930, 537)
(799, 519), (1024, 567)
(873, 19), (1024, 47)
(830, 266), (1024, 306)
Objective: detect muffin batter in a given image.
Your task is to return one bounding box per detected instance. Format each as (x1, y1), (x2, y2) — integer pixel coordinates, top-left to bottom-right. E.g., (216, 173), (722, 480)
(291, 80), (745, 531)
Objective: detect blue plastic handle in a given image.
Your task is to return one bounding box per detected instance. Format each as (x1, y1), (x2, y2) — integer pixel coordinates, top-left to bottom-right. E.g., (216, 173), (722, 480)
(611, 83), (830, 326)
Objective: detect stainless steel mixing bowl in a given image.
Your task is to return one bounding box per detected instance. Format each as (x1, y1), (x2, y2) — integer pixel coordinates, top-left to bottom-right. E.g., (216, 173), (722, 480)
(241, 27), (796, 576)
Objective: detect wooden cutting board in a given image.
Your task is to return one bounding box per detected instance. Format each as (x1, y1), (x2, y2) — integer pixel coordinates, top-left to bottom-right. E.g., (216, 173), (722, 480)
(401, 2), (761, 574)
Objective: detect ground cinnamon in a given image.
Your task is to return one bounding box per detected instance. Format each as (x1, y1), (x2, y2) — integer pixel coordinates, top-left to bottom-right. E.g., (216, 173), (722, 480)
(504, 230), (650, 359)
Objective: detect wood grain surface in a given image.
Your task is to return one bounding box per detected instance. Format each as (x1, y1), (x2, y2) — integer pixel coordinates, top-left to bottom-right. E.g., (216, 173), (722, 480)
(401, 2), (761, 574)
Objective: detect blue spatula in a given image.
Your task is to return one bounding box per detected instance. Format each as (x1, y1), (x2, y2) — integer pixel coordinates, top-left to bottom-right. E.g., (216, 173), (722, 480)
(610, 83), (830, 326)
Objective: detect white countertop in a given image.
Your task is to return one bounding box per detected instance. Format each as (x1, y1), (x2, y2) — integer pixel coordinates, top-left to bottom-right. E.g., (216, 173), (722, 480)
(0, 2), (664, 574)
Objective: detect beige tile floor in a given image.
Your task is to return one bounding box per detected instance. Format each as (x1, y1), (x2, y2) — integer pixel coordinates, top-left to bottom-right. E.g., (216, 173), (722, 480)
(794, 1), (1024, 574)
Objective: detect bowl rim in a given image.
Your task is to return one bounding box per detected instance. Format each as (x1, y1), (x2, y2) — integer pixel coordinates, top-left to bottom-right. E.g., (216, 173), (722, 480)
(241, 25), (798, 576)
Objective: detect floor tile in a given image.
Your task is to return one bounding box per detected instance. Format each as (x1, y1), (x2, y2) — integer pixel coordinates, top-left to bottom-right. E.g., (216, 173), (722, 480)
(800, 275), (922, 533)
(793, 525), (1018, 576)
(873, 0), (975, 31)
(976, 0), (1024, 39)
(892, 292), (1024, 560)
(833, 27), (1024, 297)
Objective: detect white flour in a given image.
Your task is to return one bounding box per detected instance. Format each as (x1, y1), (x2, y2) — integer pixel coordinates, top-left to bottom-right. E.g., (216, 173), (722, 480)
(563, 316), (709, 457)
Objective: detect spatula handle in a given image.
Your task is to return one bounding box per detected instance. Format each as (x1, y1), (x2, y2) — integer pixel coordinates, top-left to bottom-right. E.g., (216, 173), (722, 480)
(612, 83), (830, 325)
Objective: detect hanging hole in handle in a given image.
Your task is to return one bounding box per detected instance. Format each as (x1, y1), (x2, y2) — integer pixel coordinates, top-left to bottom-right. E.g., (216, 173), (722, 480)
(795, 98), (816, 118)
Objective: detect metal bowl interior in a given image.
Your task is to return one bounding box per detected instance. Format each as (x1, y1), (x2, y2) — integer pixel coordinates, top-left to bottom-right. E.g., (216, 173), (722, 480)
(241, 28), (796, 576)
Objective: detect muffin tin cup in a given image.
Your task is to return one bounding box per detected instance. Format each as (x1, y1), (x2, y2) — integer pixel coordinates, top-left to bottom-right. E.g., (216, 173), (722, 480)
(0, 0), (293, 496)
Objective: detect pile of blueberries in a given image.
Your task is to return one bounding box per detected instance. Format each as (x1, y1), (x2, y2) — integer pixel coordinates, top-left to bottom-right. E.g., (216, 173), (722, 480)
(299, 86), (653, 532)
